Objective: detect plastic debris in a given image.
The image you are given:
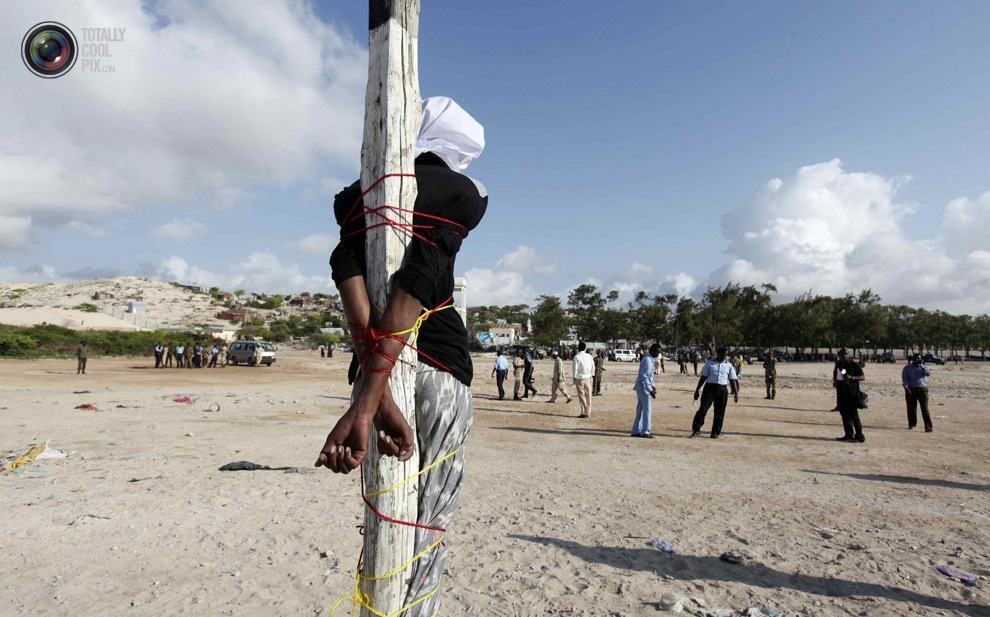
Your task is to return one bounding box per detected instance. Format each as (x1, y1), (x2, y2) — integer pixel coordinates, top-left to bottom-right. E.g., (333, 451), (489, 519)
(648, 538), (678, 555)
(75, 403), (97, 411)
(1, 441), (66, 472)
(173, 396), (193, 404)
(937, 564), (978, 587)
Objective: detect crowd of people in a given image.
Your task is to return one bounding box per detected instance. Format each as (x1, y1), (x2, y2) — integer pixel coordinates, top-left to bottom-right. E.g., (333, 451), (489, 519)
(152, 341), (231, 369)
(491, 343), (939, 445)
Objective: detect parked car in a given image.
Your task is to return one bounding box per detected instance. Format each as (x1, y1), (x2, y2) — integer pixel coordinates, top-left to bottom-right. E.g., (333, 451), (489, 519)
(878, 352), (896, 363)
(227, 340), (277, 366)
(613, 349), (637, 362)
(922, 353), (944, 365)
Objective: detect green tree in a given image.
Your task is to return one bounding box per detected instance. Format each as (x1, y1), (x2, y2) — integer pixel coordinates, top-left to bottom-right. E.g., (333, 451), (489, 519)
(530, 295), (568, 347)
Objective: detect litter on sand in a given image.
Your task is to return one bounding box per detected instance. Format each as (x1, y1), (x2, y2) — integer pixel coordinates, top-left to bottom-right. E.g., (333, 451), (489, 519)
(173, 396), (193, 404)
(647, 538), (678, 555)
(219, 461), (298, 472)
(1, 441), (68, 472)
(203, 403), (221, 413)
(75, 403), (97, 411)
(937, 564), (978, 587)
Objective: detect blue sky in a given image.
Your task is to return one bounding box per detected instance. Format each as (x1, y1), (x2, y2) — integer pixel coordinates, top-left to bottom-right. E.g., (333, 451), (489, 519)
(2, 1), (989, 311)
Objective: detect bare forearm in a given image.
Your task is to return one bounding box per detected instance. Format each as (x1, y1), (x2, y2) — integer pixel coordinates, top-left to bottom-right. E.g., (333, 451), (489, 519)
(351, 287), (424, 417)
(338, 276), (373, 361)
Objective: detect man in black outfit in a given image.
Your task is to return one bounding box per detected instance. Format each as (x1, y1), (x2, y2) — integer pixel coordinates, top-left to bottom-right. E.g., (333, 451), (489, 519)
(521, 349), (537, 398)
(690, 346), (739, 439)
(834, 349), (866, 443)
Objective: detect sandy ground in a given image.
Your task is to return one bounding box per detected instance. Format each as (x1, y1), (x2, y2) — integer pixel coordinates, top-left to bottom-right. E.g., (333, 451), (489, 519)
(0, 307), (144, 331)
(1, 351), (988, 617)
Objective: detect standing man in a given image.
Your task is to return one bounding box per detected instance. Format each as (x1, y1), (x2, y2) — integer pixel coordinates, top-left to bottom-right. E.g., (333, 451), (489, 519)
(154, 341), (165, 368)
(76, 341), (89, 375)
(592, 349), (606, 396)
(193, 342), (204, 369)
(522, 349), (537, 398)
(690, 346), (739, 439)
(174, 343), (185, 368)
(512, 350), (524, 401)
(548, 350), (572, 404)
(572, 341), (595, 418)
(319, 344), (326, 358)
(834, 349), (866, 442)
(631, 343), (661, 438)
(185, 343), (194, 369)
(253, 343), (263, 367)
(491, 349), (509, 400)
(163, 342), (173, 367)
(209, 343), (220, 368)
(691, 350), (699, 376)
(763, 349), (777, 400)
(218, 342), (228, 367)
(902, 353), (934, 432)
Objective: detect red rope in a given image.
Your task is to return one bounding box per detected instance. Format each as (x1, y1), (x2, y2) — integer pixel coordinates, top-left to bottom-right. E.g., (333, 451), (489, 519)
(341, 173), (467, 249)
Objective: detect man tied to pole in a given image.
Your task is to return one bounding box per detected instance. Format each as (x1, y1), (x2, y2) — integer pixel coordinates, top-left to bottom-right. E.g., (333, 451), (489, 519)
(316, 97), (487, 615)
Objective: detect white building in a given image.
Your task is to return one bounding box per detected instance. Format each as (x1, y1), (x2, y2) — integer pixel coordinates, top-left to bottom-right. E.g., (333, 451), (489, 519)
(490, 324), (517, 347)
(453, 277), (468, 326)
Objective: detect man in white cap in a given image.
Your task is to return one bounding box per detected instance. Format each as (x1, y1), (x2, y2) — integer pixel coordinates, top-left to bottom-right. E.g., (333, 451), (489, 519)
(316, 97), (486, 616)
(547, 350), (572, 404)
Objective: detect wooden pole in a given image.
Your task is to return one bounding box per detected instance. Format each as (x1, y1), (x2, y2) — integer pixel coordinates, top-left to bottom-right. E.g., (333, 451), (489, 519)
(360, 1), (421, 615)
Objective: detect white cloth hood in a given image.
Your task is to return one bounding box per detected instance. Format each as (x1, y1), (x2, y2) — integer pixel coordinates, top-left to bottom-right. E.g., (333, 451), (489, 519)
(414, 96), (485, 173)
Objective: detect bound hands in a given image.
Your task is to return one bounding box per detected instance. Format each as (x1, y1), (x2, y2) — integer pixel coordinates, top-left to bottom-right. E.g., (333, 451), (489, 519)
(315, 389), (415, 474)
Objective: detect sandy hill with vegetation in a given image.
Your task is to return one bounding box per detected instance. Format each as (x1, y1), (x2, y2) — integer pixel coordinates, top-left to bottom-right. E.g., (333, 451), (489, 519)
(0, 277), (232, 331)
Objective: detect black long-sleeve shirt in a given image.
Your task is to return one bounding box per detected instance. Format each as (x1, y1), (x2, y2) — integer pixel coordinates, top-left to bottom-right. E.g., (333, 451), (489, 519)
(329, 152), (487, 387)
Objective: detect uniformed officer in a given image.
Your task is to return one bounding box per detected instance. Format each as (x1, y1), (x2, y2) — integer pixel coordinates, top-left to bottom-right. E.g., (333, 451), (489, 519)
(763, 349), (777, 400)
(690, 346), (739, 439)
(522, 349), (537, 398)
(592, 349), (606, 395)
(547, 350), (572, 403)
(76, 341), (89, 375)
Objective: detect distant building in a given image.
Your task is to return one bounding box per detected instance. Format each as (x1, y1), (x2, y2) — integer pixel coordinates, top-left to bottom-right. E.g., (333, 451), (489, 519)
(216, 307), (250, 323)
(489, 323), (518, 347)
(453, 277), (468, 326)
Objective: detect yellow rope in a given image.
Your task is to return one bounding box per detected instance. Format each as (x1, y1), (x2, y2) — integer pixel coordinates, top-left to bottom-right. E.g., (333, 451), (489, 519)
(327, 301), (458, 616)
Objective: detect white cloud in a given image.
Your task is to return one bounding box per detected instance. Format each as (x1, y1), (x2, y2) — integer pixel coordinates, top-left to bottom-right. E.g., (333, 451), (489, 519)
(157, 252), (330, 294)
(0, 216), (31, 251)
(66, 220), (106, 238)
(463, 245), (556, 305)
(496, 245), (557, 276)
(712, 160), (990, 313)
(0, 264), (56, 283)
(153, 218), (208, 242)
(294, 233), (337, 255)
(1, 0), (365, 249)
(663, 273), (698, 298)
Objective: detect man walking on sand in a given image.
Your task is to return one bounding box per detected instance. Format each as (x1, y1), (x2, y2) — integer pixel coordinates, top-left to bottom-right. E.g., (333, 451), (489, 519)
(512, 350), (525, 401)
(631, 343), (661, 438)
(548, 350), (572, 404)
(834, 348), (866, 443)
(763, 349), (777, 400)
(573, 341), (595, 418)
(690, 346), (739, 439)
(522, 349), (537, 398)
(253, 343), (263, 367)
(491, 349), (509, 400)
(76, 341), (89, 375)
(902, 353), (934, 432)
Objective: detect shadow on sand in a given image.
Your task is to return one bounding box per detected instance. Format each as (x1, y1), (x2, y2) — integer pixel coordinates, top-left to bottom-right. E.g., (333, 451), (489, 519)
(803, 470), (990, 493)
(510, 534), (990, 616)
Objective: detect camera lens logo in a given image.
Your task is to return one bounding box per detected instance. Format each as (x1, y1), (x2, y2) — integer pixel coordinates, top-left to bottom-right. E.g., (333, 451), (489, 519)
(22, 22), (78, 78)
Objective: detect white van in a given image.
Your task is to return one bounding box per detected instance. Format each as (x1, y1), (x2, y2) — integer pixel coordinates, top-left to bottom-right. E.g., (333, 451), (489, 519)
(227, 340), (277, 366)
(613, 349), (637, 362)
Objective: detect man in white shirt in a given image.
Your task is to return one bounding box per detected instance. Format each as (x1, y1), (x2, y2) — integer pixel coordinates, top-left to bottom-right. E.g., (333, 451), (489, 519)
(690, 346), (739, 439)
(572, 341), (595, 418)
